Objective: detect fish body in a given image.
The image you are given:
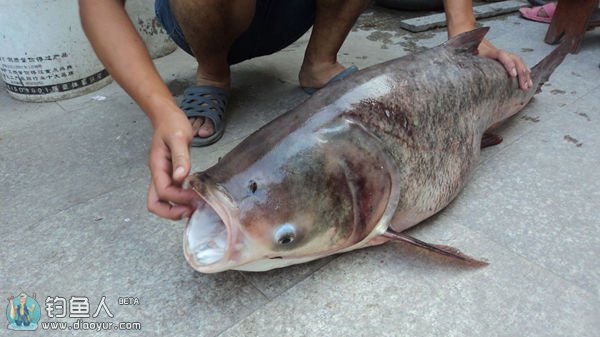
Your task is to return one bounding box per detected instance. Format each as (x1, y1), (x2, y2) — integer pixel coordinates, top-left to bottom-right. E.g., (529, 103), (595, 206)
(184, 28), (570, 273)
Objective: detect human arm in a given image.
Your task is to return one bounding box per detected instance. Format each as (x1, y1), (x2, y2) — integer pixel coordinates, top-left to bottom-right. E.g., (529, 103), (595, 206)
(443, 0), (532, 90)
(79, 0), (197, 219)
(8, 297), (16, 319)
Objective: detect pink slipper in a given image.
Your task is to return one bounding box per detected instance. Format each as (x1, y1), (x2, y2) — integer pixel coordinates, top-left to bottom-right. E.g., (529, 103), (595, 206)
(519, 2), (556, 23)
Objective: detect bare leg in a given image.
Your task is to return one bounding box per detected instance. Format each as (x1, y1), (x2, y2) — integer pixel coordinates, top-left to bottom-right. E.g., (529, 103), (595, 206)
(170, 0), (256, 137)
(299, 0), (370, 89)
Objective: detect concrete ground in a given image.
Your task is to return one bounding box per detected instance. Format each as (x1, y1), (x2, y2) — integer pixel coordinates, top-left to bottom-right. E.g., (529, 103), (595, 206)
(1, 4), (599, 337)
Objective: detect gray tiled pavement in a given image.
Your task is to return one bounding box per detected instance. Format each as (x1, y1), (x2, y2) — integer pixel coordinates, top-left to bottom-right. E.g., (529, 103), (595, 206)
(1, 4), (599, 337)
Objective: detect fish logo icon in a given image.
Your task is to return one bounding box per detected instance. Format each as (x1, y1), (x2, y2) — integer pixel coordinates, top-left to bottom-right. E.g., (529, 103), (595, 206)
(6, 293), (41, 331)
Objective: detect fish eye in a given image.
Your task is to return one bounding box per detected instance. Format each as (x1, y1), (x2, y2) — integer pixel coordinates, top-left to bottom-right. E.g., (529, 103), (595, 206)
(279, 236), (294, 245)
(274, 224), (296, 245)
(248, 180), (258, 194)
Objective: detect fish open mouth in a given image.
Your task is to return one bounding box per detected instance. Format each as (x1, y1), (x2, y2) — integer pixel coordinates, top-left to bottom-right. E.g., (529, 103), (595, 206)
(184, 201), (230, 267)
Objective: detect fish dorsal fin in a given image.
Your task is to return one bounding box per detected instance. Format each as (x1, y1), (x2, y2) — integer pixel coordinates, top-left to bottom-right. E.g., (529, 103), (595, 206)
(444, 27), (490, 55)
(383, 228), (489, 267)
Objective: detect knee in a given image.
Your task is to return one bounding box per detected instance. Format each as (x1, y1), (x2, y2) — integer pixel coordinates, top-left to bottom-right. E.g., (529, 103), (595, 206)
(172, 0), (234, 10)
(171, 0), (255, 36)
(171, 0), (252, 23)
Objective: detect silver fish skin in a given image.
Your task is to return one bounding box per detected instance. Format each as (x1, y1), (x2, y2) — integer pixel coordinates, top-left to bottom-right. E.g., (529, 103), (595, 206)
(184, 27), (570, 273)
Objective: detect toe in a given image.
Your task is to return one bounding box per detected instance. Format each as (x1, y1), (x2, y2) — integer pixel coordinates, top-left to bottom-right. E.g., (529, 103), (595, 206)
(196, 119), (214, 137)
(189, 117), (214, 138)
(190, 117), (204, 134)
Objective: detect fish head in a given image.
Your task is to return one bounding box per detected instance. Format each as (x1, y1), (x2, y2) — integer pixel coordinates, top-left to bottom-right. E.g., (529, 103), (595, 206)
(184, 118), (396, 273)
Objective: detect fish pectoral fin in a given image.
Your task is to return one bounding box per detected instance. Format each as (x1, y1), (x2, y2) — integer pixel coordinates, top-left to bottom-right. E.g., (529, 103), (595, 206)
(481, 132), (503, 149)
(383, 228), (489, 267)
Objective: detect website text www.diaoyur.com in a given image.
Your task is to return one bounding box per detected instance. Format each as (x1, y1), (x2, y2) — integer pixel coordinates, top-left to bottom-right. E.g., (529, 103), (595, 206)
(40, 319), (142, 332)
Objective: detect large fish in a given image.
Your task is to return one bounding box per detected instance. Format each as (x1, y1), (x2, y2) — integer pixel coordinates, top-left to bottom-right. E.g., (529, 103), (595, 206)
(184, 28), (570, 273)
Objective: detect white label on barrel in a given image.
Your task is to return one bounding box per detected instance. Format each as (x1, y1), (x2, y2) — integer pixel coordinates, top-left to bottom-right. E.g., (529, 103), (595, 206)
(0, 53), (109, 95)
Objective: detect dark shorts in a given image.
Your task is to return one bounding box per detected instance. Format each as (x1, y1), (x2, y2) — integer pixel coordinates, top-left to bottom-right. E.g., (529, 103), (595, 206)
(155, 0), (316, 65)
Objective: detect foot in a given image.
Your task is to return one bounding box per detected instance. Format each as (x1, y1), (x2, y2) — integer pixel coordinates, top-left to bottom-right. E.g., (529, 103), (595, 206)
(534, 3), (553, 19)
(298, 61), (347, 90)
(180, 85), (229, 147)
(189, 75), (230, 139)
(519, 2), (556, 23)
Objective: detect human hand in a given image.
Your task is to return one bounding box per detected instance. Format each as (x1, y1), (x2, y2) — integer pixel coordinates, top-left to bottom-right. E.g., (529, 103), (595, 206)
(478, 39), (533, 91)
(147, 110), (198, 220)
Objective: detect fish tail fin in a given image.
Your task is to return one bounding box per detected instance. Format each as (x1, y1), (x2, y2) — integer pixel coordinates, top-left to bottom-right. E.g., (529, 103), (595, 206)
(531, 38), (574, 93)
(444, 27), (490, 55)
